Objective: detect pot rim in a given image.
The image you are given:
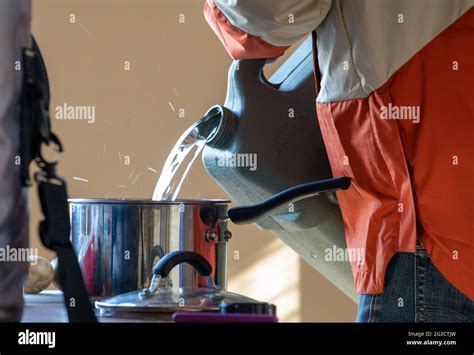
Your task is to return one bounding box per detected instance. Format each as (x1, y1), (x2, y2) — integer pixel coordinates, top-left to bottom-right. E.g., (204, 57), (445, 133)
(68, 198), (231, 205)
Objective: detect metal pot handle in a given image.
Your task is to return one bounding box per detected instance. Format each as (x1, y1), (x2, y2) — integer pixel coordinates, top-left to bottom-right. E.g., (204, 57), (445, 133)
(228, 177), (351, 225)
(152, 251), (215, 289)
(149, 245), (165, 271)
(145, 245), (166, 288)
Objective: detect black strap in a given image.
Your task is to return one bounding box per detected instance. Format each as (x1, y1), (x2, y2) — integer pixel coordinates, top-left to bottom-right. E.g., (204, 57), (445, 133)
(36, 172), (97, 322)
(311, 30), (322, 96)
(20, 37), (97, 323)
(20, 38), (52, 187)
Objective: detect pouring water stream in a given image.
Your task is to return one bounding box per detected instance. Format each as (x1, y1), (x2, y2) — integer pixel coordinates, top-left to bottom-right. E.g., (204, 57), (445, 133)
(152, 114), (219, 201)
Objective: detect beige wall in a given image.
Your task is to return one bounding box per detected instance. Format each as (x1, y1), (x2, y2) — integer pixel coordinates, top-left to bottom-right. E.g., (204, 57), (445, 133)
(30, 0), (357, 321)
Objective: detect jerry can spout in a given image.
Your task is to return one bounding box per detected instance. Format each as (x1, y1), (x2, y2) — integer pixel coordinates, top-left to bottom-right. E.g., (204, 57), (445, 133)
(200, 105), (237, 149)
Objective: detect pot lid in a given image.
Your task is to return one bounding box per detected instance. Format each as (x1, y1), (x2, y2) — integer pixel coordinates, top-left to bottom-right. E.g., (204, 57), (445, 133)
(95, 286), (257, 314)
(95, 251), (258, 315)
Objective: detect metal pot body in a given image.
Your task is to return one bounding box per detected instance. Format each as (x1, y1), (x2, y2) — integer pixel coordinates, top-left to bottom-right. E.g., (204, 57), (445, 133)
(69, 199), (230, 297)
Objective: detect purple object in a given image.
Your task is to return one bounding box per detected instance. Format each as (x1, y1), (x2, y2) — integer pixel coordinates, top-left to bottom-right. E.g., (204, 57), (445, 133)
(172, 312), (278, 323)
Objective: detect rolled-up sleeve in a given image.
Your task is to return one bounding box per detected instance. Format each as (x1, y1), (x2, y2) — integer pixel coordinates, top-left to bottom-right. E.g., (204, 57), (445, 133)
(204, 0), (332, 59)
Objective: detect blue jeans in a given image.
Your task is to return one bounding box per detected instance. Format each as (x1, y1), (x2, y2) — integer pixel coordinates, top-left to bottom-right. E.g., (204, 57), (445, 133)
(356, 244), (474, 322)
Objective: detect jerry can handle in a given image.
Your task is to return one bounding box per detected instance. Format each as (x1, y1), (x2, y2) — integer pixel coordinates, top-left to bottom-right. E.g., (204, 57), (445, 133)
(227, 177), (351, 225)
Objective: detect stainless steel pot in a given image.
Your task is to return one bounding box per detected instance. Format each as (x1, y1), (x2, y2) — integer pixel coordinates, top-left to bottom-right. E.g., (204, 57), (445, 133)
(70, 177), (351, 298)
(69, 199), (231, 297)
